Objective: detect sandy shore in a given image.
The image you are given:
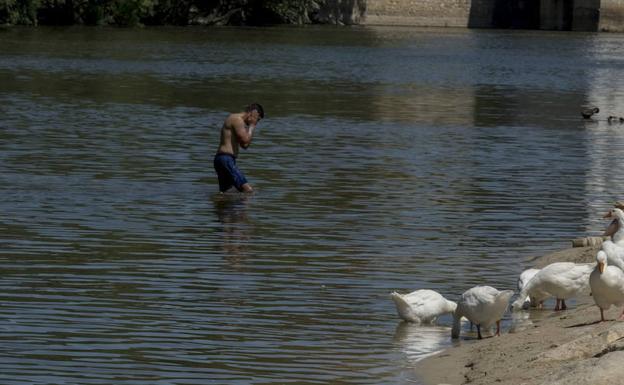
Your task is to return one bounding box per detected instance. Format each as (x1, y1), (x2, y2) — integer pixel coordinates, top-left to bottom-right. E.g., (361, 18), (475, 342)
(414, 245), (624, 385)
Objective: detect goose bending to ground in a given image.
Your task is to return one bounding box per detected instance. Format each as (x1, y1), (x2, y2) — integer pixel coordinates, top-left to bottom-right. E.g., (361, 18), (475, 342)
(590, 251), (624, 322)
(581, 107), (599, 119)
(517, 268), (542, 309)
(451, 286), (514, 339)
(601, 208), (624, 270)
(511, 262), (593, 311)
(390, 289), (457, 324)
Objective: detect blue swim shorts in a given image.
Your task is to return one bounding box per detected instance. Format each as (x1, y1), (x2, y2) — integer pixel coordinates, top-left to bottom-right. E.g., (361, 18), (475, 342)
(213, 153), (248, 192)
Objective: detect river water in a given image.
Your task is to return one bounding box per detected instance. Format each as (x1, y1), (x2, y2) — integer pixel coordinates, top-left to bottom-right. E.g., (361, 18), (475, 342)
(2, 25), (624, 385)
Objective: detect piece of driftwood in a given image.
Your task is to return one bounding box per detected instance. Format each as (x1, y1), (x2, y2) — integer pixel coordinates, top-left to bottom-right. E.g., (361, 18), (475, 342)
(571, 236), (609, 248)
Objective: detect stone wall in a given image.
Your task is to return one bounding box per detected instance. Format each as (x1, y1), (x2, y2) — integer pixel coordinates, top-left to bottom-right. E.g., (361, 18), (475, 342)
(572, 0), (600, 31)
(599, 0), (624, 32)
(316, 0), (367, 25)
(363, 0), (476, 27)
(362, 0), (624, 32)
(540, 0), (571, 30)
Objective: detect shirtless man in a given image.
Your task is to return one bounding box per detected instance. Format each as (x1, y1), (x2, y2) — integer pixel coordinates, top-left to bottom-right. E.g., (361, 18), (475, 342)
(213, 103), (264, 193)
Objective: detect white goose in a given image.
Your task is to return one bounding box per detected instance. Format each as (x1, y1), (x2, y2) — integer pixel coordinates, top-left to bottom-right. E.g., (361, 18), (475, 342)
(390, 289), (457, 323)
(605, 208), (624, 243)
(589, 250), (624, 322)
(511, 262), (593, 311)
(451, 286), (514, 339)
(601, 208), (624, 270)
(517, 268), (542, 309)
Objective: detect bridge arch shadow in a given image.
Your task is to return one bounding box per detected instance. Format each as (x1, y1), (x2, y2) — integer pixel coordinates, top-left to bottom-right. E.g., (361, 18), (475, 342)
(467, 0), (599, 31)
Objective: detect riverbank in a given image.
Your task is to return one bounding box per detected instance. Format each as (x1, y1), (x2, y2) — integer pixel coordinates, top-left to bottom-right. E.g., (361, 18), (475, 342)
(415, 245), (624, 385)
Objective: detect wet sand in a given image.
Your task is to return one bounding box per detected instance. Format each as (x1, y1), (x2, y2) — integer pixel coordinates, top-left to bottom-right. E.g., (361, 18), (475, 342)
(415, 245), (624, 385)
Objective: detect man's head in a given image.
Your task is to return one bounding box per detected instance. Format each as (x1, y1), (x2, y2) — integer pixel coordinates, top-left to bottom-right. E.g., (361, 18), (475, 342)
(245, 103), (264, 126)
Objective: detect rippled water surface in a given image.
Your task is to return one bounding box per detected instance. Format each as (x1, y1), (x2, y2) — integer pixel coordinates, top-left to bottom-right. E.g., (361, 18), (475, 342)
(2, 25), (624, 385)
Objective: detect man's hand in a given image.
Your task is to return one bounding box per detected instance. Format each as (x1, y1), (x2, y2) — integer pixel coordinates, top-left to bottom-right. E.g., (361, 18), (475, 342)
(235, 118), (254, 149)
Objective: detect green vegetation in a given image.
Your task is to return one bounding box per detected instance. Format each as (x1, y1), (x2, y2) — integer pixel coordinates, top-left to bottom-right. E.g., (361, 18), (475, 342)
(0, 0), (358, 26)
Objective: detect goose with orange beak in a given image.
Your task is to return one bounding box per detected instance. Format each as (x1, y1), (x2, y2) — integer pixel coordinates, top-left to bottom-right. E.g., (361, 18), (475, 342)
(589, 250), (624, 322)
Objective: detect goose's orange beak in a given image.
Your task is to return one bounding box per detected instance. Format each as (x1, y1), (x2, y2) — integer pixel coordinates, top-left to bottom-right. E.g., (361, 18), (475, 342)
(599, 261), (605, 273)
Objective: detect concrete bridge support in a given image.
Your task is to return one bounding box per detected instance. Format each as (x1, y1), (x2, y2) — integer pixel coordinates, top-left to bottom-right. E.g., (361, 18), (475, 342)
(364, 0), (475, 27)
(362, 0), (624, 32)
(599, 0), (624, 31)
(540, 0), (574, 30)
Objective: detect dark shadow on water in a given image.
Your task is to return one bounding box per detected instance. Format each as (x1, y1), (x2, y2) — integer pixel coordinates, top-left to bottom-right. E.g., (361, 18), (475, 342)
(471, 85), (587, 130)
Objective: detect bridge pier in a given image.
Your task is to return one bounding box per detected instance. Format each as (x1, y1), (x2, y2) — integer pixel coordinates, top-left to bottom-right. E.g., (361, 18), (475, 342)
(362, 0), (624, 32)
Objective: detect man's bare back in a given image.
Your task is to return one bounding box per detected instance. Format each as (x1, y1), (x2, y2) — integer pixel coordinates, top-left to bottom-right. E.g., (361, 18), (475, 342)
(213, 103), (264, 193)
(217, 112), (253, 157)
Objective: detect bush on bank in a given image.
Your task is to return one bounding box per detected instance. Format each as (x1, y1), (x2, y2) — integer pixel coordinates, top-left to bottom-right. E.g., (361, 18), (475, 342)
(0, 0), (365, 26)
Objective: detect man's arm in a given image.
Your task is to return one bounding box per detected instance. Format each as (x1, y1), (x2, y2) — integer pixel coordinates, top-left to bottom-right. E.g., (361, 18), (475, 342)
(234, 118), (255, 149)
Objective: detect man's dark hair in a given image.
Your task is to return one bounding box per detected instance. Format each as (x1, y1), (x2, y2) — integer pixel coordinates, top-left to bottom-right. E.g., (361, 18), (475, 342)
(246, 103), (264, 119)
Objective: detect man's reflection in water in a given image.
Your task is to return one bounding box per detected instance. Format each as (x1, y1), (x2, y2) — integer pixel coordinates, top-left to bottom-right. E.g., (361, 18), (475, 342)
(213, 194), (251, 268)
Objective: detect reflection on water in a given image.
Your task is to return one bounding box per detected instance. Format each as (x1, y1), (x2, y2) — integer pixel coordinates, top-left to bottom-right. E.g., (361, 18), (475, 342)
(213, 194), (251, 268)
(393, 322), (455, 363)
(2, 25), (624, 385)
(508, 297), (589, 334)
(509, 311), (534, 334)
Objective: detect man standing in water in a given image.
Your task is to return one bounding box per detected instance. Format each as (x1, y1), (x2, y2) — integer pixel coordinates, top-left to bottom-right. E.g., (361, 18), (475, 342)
(214, 103), (264, 193)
